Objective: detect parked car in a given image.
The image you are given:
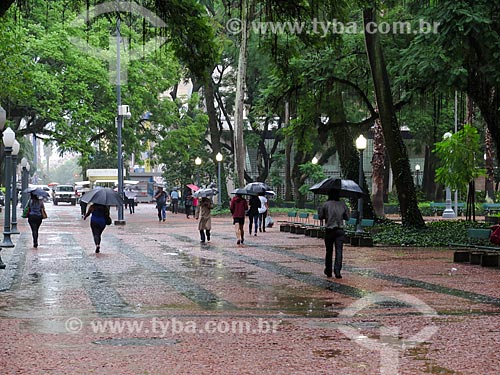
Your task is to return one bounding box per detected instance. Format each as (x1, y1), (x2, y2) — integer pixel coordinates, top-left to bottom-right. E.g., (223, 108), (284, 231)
(53, 185), (77, 205)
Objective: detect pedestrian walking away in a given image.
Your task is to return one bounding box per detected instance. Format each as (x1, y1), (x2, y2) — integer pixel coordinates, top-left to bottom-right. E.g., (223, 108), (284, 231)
(248, 194), (261, 236)
(79, 196), (87, 218)
(230, 193), (248, 245)
(195, 197), (214, 243)
(154, 186), (167, 222)
(84, 203), (111, 253)
(185, 191), (193, 218)
(170, 189), (179, 214)
(258, 192), (268, 232)
(25, 193), (47, 248)
(317, 190), (350, 279)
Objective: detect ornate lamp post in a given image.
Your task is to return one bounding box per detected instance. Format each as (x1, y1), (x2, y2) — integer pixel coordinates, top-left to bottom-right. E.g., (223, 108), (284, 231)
(216, 152), (223, 207)
(10, 140), (20, 234)
(20, 158), (29, 208)
(1, 127), (16, 254)
(415, 164), (421, 188)
(312, 156), (318, 208)
(442, 132), (456, 219)
(195, 157), (202, 186)
(355, 135), (367, 232)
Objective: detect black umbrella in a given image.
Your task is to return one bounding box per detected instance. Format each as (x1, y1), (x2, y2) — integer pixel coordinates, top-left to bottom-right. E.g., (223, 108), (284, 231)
(244, 182), (271, 194)
(23, 187), (50, 199)
(231, 188), (256, 196)
(309, 178), (365, 198)
(80, 188), (124, 206)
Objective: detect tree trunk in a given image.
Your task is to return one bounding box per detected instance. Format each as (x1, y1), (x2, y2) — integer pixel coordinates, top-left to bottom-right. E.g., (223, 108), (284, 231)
(284, 101), (293, 201)
(204, 78), (228, 205)
(371, 116), (385, 217)
(0, 0), (15, 18)
(363, 7), (425, 228)
(233, 0), (249, 187)
(485, 127), (495, 200)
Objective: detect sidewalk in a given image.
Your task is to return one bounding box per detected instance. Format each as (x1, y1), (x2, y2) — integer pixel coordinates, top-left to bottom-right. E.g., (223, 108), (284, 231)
(0, 203), (498, 374)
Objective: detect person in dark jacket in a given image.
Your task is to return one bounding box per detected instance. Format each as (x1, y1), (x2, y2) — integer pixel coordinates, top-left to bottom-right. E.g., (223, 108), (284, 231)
(317, 190), (350, 279)
(27, 194), (46, 248)
(230, 194), (248, 245)
(248, 195), (261, 236)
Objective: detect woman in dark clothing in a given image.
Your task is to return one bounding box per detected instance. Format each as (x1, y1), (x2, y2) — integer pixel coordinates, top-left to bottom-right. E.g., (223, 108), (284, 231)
(84, 203), (110, 253)
(248, 195), (261, 236)
(27, 194), (45, 248)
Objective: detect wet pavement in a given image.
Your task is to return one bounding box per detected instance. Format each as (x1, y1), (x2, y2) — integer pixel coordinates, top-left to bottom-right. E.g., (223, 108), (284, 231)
(0, 203), (498, 374)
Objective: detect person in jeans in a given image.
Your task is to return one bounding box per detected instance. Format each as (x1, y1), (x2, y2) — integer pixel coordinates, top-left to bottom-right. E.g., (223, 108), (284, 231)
(258, 192), (268, 232)
(248, 194), (261, 236)
(317, 190), (350, 279)
(27, 194), (46, 248)
(154, 186), (167, 222)
(230, 194), (248, 245)
(185, 191), (193, 218)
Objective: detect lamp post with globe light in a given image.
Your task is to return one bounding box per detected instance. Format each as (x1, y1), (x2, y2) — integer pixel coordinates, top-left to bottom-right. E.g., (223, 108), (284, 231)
(10, 140), (20, 234)
(312, 157), (319, 208)
(1, 127), (16, 254)
(355, 135), (367, 232)
(442, 132), (456, 218)
(216, 153), (223, 207)
(415, 164), (421, 188)
(195, 157), (202, 186)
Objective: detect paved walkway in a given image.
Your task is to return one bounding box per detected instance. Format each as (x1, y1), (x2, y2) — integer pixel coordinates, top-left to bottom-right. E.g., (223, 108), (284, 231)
(0, 203), (498, 374)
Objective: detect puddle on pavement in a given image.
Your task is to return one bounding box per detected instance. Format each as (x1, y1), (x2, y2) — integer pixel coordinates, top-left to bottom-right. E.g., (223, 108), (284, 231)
(313, 348), (342, 358)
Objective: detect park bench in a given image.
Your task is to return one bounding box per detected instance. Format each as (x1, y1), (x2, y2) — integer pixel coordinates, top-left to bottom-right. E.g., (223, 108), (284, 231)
(345, 218), (375, 247)
(482, 203), (500, 215)
(430, 202), (465, 216)
(290, 212), (310, 234)
(450, 228), (500, 267)
(279, 211), (297, 232)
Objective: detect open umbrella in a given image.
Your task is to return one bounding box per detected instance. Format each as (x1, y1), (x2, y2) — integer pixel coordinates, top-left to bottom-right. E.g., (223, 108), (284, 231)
(244, 182), (271, 194)
(186, 183), (199, 192)
(310, 178), (364, 198)
(80, 188), (124, 206)
(23, 187), (50, 199)
(193, 188), (218, 198)
(124, 189), (137, 199)
(265, 190), (276, 196)
(231, 188), (257, 196)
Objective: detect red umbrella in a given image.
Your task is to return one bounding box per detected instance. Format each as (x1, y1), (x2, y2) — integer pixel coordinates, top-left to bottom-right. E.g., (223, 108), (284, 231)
(186, 184), (199, 191)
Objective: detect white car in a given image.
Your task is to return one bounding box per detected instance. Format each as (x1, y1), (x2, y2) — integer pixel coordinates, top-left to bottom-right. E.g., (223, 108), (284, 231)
(53, 185), (77, 205)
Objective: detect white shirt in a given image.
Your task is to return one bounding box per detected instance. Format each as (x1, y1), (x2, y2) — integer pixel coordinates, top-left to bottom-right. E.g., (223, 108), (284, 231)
(258, 196), (268, 214)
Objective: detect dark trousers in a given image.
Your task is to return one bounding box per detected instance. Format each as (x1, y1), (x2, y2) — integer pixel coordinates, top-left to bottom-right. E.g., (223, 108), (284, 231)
(200, 229), (211, 242)
(324, 228), (345, 275)
(91, 221), (106, 246)
(185, 205), (192, 217)
(258, 211), (267, 231)
(248, 213), (259, 234)
(28, 214), (43, 246)
(127, 198), (135, 214)
(172, 199), (179, 213)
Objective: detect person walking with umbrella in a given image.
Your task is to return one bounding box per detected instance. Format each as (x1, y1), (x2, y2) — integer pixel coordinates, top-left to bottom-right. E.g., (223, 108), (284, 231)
(80, 187), (121, 254)
(317, 190), (350, 279)
(248, 194), (261, 236)
(26, 192), (47, 248)
(230, 191), (248, 245)
(195, 196), (213, 243)
(84, 203), (111, 253)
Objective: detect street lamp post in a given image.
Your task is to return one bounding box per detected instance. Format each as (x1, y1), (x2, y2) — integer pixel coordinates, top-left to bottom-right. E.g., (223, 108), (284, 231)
(216, 152), (223, 207)
(195, 157), (202, 186)
(10, 140), (20, 234)
(1, 127), (16, 254)
(312, 156), (318, 208)
(21, 158), (29, 208)
(355, 135), (367, 233)
(442, 132), (456, 219)
(415, 164), (421, 188)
